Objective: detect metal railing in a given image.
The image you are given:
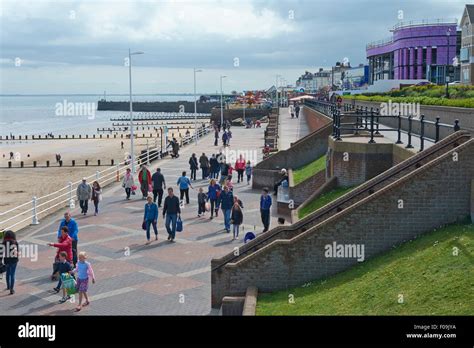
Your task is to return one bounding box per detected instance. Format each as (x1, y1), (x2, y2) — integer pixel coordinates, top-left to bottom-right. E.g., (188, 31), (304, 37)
(304, 100), (461, 151)
(391, 18), (457, 31)
(0, 124), (212, 233)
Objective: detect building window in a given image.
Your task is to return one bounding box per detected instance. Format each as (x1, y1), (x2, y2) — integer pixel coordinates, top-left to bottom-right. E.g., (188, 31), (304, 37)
(432, 48), (437, 65)
(422, 48), (427, 64)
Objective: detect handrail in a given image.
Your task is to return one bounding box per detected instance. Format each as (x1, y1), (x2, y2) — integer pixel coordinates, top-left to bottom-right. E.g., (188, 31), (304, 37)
(212, 130), (470, 271)
(0, 124), (212, 232)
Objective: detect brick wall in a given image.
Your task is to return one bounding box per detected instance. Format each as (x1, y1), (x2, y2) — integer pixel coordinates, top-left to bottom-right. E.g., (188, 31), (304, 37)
(289, 169), (326, 205)
(330, 137), (415, 187)
(212, 138), (474, 306)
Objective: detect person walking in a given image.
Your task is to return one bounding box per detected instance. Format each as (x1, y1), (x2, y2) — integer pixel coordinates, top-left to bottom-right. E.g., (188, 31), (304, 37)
(231, 199), (243, 240)
(49, 226), (73, 276)
(56, 212), (79, 266)
(214, 129), (219, 146)
(245, 160), (253, 185)
(295, 103), (300, 118)
(143, 195), (159, 244)
(70, 252), (96, 312)
(138, 165), (152, 200)
(209, 154), (218, 179)
(177, 171), (193, 204)
(260, 187), (272, 232)
(199, 153), (210, 180)
(162, 188), (181, 242)
(189, 153), (199, 181)
(289, 103), (295, 118)
(151, 168), (166, 207)
(172, 138), (180, 158)
(219, 162), (230, 186)
(51, 251), (72, 302)
(122, 168), (135, 200)
(77, 178), (92, 215)
(1, 230), (19, 295)
(222, 131), (228, 147)
(207, 179), (221, 220)
(121, 141), (124, 149)
(218, 185), (234, 233)
(234, 154), (246, 184)
(91, 181), (102, 216)
(197, 187), (207, 217)
(226, 129), (232, 146)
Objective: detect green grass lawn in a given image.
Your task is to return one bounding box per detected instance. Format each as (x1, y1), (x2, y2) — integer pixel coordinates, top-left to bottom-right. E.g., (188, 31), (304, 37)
(292, 155), (326, 186)
(256, 220), (474, 315)
(298, 186), (355, 219)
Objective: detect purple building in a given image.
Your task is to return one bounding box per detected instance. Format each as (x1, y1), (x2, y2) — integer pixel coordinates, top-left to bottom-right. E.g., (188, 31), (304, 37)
(366, 19), (459, 84)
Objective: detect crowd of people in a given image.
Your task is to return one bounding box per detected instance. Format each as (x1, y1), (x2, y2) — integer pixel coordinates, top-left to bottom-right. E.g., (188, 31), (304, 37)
(1, 119), (279, 308)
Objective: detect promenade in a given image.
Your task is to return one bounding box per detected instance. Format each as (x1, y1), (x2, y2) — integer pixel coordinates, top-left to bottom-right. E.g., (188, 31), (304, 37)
(0, 125), (279, 315)
(278, 107), (310, 150)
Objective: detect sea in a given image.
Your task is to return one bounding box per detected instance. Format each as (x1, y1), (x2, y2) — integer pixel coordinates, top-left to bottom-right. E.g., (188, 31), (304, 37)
(0, 94), (196, 136)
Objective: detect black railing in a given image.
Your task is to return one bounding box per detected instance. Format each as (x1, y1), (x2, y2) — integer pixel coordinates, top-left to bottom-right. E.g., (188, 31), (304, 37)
(304, 100), (461, 151)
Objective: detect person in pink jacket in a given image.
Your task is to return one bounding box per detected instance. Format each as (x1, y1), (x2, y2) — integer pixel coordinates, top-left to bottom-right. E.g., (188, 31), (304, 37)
(71, 251), (96, 312)
(234, 154), (246, 183)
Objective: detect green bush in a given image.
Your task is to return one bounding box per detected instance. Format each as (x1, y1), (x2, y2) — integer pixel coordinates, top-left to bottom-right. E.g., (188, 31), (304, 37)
(343, 85), (474, 108)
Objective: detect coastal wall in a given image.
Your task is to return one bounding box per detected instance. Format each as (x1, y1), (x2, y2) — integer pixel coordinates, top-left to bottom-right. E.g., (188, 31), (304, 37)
(212, 139), (474, 306)
(97, 100), (219, 113)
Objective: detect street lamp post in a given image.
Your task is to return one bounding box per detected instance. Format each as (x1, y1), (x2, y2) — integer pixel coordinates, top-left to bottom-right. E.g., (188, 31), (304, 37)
(128, 49), (144, 174)
(275, 74), (281, 113)
(220, 75), (227, 128)
(194, 68), (203, 145)
(446, 29), (451, 99)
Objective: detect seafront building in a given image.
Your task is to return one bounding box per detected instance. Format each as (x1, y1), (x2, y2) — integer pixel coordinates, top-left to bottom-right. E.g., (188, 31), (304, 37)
(460, 4), (474, 84)
(366, 18), (460, 85)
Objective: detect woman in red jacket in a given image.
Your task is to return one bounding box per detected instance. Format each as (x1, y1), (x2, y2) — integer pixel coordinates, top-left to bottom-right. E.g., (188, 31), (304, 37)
(138, 165), (152, 200)
(234, 154), (246, 183)
(48, 226), (73, 263)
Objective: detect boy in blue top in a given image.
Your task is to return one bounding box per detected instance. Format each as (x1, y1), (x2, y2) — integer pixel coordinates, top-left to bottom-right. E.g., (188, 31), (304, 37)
(57, 211), (79, 266)
(260, 187), (272, 232)
(177, 171), (193, 204)
(143, 195), (159, 244)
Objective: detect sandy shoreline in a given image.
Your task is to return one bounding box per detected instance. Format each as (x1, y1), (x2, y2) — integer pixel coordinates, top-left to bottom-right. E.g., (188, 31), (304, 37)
(0, 125), (198, 230)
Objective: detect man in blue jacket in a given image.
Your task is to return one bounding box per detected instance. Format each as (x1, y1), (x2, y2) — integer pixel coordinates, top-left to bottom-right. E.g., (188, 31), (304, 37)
(260, 187), (272, 232)
(218, 185), (234, 233)
(57, 211), (79, 266)
(143, 195), (159, 244)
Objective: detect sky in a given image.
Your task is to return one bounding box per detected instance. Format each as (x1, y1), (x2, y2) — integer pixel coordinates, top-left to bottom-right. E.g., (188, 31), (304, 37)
(0, 0), (467, 94)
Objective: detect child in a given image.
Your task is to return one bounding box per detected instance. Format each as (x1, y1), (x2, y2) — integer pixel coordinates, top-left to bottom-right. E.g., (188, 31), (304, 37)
(231, 199), (243, 240)
(197, 187), (207, 217)
(245, 161), (252, 185)
(71, 251), (96, 312)
(225, 175), (234, 191)
(52, 251), (73, 303)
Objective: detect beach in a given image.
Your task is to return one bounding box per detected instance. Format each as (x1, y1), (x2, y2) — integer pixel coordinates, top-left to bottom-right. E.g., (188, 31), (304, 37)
(0, 125), (198, 230)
